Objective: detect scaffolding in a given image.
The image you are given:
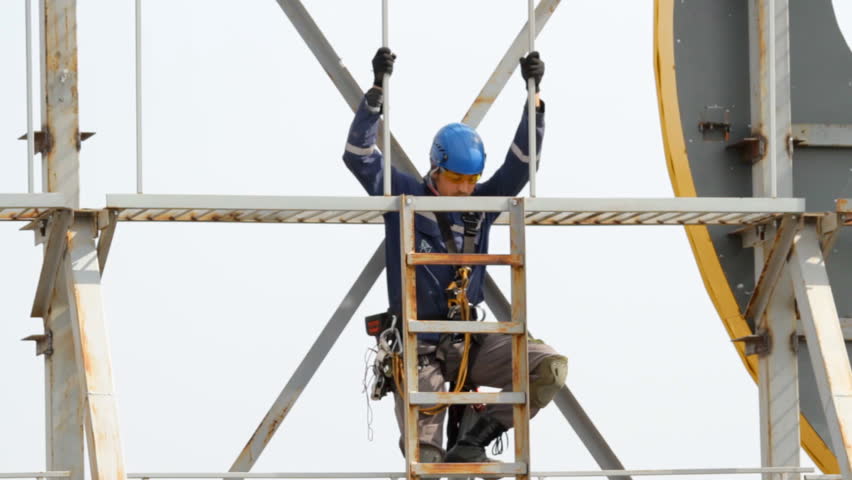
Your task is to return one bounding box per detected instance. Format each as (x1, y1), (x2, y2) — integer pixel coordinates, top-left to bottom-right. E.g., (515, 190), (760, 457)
(2, 1), (851, 480)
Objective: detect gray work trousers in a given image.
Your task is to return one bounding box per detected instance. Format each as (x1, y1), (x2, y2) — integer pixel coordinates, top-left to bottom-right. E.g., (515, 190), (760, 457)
(393, 333), (560, 451)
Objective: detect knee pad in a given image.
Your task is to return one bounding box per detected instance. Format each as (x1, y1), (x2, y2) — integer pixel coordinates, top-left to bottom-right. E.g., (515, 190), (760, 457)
(529, 355), (568, 408)
(419, 444), (445, 463)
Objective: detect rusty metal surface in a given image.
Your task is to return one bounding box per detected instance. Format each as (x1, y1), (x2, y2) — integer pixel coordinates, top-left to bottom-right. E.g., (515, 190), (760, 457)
(413, 462), (526, 476)
(41, 0), (81, 207)
(791, 220), (852, 480)
(407, 320), (524, 334)
(63, 215), (127, 480)
(407, 253), (521, 266)
(743, 215), (801, 326)
(31, 210), (73, 318)
(510, 199), (531, 479)
(228, 244), (385, 477)
(399, 196), (420, 479)
(409, 392), (525, 405)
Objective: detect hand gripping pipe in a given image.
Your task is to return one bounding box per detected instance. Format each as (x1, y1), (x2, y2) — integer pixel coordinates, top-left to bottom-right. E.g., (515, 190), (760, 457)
(527, 0), (537, 197)
(381, 0), (392, 196)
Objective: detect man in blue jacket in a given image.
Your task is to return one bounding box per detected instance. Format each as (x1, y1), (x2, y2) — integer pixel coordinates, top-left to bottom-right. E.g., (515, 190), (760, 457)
(343, 48), (567, 465)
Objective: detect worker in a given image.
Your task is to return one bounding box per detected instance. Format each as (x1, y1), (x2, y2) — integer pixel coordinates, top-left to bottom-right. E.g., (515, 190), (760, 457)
(343, 47), (568, 465)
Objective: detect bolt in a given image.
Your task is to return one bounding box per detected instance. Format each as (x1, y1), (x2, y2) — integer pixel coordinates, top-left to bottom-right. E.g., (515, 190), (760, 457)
(406, 198), (412, 205)
(511, 199), (518, 206)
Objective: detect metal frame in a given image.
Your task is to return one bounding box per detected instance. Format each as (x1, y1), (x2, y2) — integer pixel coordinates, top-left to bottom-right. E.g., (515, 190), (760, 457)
(3, 0), (850, 479)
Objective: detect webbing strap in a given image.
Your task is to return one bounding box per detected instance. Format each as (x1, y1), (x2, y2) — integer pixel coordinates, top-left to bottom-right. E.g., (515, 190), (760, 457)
(435, 212), (481, 256)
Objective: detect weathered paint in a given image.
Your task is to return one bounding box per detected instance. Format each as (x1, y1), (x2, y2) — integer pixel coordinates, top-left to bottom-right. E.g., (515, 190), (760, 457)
(407, 253), (522, 267)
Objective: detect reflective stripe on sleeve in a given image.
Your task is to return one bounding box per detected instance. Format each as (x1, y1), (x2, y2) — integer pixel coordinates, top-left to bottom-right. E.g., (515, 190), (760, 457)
(345, 143), (377, 156)
(511, 143), (541, 164)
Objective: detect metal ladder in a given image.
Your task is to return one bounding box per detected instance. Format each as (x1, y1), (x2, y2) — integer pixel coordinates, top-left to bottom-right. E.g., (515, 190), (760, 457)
(399, 194), (531, 480)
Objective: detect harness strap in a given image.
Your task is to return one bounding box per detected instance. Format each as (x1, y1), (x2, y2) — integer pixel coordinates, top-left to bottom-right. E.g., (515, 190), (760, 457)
(435, 212), (482, 256)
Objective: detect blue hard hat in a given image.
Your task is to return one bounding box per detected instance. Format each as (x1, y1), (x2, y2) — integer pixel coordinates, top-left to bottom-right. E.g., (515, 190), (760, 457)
(429, 123), (486, 175)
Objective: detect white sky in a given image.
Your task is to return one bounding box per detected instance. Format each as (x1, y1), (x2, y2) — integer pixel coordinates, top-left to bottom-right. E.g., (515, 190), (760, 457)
(1, 0), (851, 477)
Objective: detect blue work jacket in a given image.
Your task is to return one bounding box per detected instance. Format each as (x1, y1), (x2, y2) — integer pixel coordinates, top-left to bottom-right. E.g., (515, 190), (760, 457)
(343, 92), (544, 343)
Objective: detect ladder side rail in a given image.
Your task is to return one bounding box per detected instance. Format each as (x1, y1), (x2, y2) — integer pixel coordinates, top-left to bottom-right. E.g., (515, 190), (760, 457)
(399, 195), (420, 479)
(510, 198), (531, 479)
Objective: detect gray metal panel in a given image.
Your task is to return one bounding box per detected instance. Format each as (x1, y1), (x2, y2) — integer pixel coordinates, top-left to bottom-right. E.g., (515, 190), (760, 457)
(672, 0), (852, 464)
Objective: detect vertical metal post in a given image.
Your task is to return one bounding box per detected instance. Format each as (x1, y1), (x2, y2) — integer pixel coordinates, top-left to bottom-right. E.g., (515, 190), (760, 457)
(135, 0), (143, 194)
(64, 215), (127, 480)
(526, 0), (537, 197)
(381, 0), (392, 195)
(40, 0), (81, 208)
(790, 220), (852, 480)
(748, 2), (799, 479)
(44, 266), (85, 480)
(39, 2), (85, 478)
(509, 198), (531, 479)
(25, 0), (35, 193)
(399, 195), (419, 479)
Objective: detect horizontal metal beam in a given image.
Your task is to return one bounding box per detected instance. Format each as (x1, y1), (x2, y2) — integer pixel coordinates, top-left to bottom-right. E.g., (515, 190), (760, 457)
(414, 462), (526, 477)
(35, 467), (809, 479)
(0, 474), (70, 479)
(407, 253), (522, 266)
(793, 124), (852, 147)
(106, 195), (806, 226)
(409, 391), (525, 405)
(407, 320), (524, 334)
(797, 318), (852, 339)
(0, 193), (70, 221)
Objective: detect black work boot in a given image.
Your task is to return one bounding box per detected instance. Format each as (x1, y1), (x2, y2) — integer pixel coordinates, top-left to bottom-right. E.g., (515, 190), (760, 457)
(444, 415), (508, 463)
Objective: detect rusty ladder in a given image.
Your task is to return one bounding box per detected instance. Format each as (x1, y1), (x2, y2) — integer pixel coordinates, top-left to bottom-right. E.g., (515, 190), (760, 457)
(399, 194), (531, 480)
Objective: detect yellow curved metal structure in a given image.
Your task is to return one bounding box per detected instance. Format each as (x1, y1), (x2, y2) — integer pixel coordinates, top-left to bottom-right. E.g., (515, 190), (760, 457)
(653, 0), (839, 473)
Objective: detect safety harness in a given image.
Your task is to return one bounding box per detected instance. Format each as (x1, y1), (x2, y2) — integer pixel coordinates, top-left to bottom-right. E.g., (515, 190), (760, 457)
(366, 211), (483, 417)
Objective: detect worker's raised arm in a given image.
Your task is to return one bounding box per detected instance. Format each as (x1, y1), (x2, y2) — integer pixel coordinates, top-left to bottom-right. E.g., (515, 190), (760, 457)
(342, 48), (398, 196)
(477, 52), (545, 197)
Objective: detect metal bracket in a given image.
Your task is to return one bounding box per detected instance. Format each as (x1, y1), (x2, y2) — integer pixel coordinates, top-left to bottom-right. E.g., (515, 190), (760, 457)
(17, 131), (94, 155)
(733, 331), (772, 356)
(31, 210), (73, 318)
(97, 209), (118, 273)
(727, 136), (767, 164)
(22, 331), (53, 357)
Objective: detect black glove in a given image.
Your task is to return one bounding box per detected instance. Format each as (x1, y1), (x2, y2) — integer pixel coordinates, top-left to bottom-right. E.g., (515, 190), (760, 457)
(519, 51), (544, 92)
(372, 47), (396, 88)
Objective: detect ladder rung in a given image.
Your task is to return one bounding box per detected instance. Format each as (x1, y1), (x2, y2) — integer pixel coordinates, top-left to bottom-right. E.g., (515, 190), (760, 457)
(413, 462), (527, 477)
(408, 320), (525, 334)
(410, 392), (525, 405)
(407, 253), (522, 266)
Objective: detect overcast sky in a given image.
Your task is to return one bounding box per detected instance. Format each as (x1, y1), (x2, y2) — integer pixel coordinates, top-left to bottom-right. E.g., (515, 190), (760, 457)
(1, 1), (852, 477)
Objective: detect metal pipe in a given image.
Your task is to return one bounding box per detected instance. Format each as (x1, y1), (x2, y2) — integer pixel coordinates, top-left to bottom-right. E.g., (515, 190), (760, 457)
(768, 0), (777, 197)
(25, 0), (34, 193)
(136, 0), (143, 193)
(381, 0), (391, 195)
(527, 0), (537, 197)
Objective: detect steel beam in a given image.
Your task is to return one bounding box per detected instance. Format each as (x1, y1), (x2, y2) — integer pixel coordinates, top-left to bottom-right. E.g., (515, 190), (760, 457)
(790, 221), (852, 480)
(96, 210), (118, 273)
(748, 1), (800, 478)
(483, 277), (631, 480)
(40, 0), (81, 208)
(272, 0), (416, 177)
(462, 0), (561, 128)
(743, 215), (801, 326)
(38, 2), (86, 477)
(43, 265), (85, 480)
(63, 216), (127, 480)
(228, 244), (385, 476)
(792, 124), (852, 148)
(31, 210), (73, 318)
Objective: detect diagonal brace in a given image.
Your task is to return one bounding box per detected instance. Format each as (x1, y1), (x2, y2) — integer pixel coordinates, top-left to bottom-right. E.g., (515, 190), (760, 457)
(743, 214), (801, 327)
(790, 219), (852, 480)
(228, 243), (385, 476)
(31, 209), (73, 318)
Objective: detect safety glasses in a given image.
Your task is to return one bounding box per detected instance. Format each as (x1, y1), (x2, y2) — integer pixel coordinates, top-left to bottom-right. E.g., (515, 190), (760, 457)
(439, 168), (481, 185)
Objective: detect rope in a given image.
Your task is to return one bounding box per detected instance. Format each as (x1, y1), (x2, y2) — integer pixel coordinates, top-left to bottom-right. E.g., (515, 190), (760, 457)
(391, 266), (476, 416)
